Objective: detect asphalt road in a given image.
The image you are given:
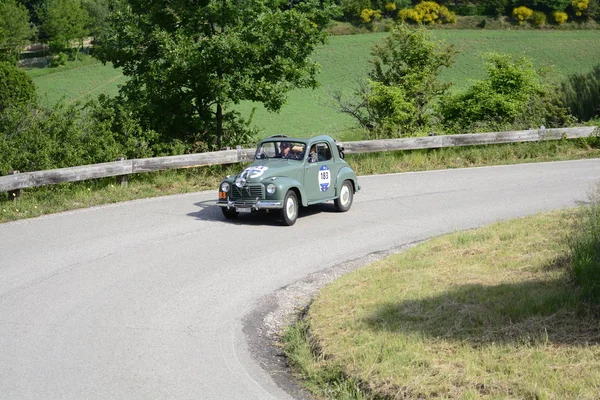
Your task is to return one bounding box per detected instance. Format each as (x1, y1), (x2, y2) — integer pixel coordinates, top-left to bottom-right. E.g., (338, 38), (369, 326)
(1, 159), (600, 400)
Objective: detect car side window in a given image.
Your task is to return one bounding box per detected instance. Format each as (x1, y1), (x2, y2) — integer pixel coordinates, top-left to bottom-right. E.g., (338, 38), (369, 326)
(316, 143), (332, 162)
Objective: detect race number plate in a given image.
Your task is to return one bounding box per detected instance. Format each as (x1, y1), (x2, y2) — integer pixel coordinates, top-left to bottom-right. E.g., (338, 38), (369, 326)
(236, 207), (251, 213)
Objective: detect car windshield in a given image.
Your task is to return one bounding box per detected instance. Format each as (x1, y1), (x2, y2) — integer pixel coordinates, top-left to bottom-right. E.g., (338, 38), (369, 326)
(256, 141), (306, 161)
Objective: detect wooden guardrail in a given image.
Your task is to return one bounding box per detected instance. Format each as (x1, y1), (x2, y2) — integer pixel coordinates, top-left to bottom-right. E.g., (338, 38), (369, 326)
(0, 126), (597, 195)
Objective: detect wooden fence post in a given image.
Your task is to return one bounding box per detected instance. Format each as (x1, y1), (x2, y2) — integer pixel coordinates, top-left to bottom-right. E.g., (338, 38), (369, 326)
(115, 158), (128, 187)
(8, 171), (20, 201)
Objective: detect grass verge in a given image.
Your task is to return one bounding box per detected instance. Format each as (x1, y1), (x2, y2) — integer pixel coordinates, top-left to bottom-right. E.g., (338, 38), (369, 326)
(284, 208), (600, 399)
(2, 138), (600, 224)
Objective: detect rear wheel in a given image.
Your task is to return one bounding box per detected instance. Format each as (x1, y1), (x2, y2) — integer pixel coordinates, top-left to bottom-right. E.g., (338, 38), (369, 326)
(221, 207), (238, 219)
(280, 190), (299, 226)
(334, 180), (353, 212)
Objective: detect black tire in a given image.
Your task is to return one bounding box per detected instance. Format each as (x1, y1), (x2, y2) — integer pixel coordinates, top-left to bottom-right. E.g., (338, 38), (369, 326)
(221, 207), (238, 219)
(334, 180), (353, 212)
(280, 190), (299, 226)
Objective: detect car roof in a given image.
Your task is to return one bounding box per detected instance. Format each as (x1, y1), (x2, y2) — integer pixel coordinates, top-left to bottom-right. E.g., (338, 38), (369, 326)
(259, 135), (335, 145)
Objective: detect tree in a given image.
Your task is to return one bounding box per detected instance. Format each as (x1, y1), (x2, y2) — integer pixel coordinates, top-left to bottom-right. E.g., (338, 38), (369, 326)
(334, 24), (456, 137)
(38, 0), (89, 53)
(0, 0), (35, 63)
(95, 0), (333, 150)
(82, 0), (110, 39)
(0, 61), (36, 111)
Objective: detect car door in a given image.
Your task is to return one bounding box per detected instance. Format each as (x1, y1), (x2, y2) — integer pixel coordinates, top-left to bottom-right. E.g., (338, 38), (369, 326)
(304, 141), (339, 204)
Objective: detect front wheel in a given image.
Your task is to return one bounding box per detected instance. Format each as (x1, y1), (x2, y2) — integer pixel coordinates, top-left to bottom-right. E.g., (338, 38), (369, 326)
(280, 190), (299, 226)
(221, 207), (238, 219)
(334, 180), (353, 212)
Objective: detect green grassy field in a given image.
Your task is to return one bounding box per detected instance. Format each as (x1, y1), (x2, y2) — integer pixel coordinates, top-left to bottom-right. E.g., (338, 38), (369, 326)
(29, 30), (600, 139)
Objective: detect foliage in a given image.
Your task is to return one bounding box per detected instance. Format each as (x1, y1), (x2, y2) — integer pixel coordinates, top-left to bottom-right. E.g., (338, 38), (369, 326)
(513, 5), (534, 22)
(360, 7), (382, 22)
(334, 24), (456, 138)
(569, 183), (600, 305)
(48, 51), (67, 67)
(37, 0), (89, 52)
(439, 53), (572, 134)
(369, 24), (456, 129)
(518, 0), (571, 13)
(95, 0), (333, 150)
(398, 1), (458, 24)
(0, 96), (180, 175)
(0, 0), (35, 63)
(82, 0), (110, 38)
(561, 64), (600, 121)
(0, 61), (36, 111)
(572, 0), (589, 16)
(531, 10), (548, 25)
(553, 10), (569, 22)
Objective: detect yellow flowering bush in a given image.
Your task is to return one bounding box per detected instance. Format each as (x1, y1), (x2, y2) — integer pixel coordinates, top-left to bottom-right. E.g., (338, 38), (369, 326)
(360, 8), (383, 23)
(571, 0), (588, 16)
(398, 1), (457, 24)
(512, 6), (534, 23)
(384, 2), (397, 12)
(552, 10), (568, 23)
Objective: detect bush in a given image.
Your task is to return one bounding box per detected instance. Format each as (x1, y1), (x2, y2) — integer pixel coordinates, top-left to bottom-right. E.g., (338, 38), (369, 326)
(0, 96), (185, 175)
(360, 8), (382, 22)
(569, 182), (600, 305)
(512, 6), (534, 22)
(531, 10), (547, 25)
(49, 52), (68, 68)
(553, 10), (569, 23)
(0, 62), (37, 111)
(561, 65), (600, 122)
(572, 0), (589, 16)
(398, 1), (457, 24)
(439, 53), (572, 134)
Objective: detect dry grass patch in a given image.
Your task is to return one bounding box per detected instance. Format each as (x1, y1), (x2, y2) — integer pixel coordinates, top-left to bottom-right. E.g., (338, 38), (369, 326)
(302, 209), (600, 399)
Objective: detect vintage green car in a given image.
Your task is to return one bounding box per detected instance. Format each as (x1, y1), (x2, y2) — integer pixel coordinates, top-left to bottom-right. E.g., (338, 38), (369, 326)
(216, 135), (360, 226)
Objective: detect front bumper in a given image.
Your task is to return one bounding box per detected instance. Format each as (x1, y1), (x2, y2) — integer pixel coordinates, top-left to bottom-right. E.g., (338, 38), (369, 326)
(216, 198), (283, 210)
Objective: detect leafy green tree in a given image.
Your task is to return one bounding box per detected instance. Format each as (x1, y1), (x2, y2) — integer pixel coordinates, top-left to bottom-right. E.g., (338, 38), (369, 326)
(335, 24), (456, 137)
(439, 53), (571, 133)
(38, 0), (89, 53)
(82, 0), (110, 38)
(0, 61), (36, 111)
(0, 0), (35, 63)
(95, 0), (333, 150)
(518, 0), (571, 12)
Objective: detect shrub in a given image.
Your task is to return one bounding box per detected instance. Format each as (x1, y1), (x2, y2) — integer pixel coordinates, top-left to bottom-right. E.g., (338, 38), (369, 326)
(513, 6), (534, 22)
(398, 1), (457, 24)
(553, 10), (569, 23)
(49, 52), (68, 68)
(572, 0), (589, 16)
(439, 53), (572, 134)
(360, 8), (383, 22)
(0, 62), (37, 111)
(531, 10), (547, 25)
(561, 65), (600, 122)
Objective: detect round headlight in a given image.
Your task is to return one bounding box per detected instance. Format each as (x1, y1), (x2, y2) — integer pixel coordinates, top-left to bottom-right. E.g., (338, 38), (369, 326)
(266, 183), (277, 195)
(221, 182), (230, 192)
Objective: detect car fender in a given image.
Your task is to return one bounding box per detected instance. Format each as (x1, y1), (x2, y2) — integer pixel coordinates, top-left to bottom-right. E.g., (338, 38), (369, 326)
(266, 177), (308, 207)
(336, 166), (359, 196)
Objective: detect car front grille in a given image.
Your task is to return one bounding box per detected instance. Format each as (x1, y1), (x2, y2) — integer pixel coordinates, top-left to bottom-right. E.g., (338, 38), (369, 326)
(230, 184), (264, 200)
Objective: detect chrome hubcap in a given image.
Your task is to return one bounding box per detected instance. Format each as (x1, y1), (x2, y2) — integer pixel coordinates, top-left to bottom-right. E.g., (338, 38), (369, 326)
(340, 185), (350, 206)
(286, 197), (296, 219)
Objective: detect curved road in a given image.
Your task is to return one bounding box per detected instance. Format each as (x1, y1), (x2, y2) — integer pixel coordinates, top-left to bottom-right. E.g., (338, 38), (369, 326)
(1, 159), (600, 400)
